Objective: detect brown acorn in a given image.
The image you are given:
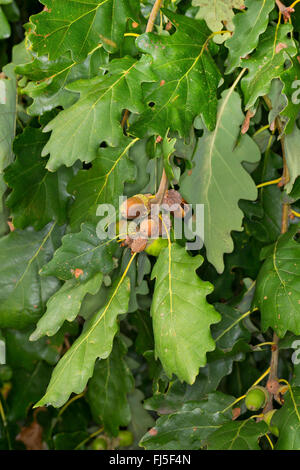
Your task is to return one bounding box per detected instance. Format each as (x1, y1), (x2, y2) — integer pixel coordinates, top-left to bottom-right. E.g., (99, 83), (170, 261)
(139, 218), (159, 238)
(120, 194), (151, 220)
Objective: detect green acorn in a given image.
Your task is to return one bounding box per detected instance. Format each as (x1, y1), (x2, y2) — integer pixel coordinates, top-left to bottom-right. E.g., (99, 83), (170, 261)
(116, 430), (134, 447)
(91, 437), (108, 450)
(245, 386), (269, 411)
(145, 237), (168, 256)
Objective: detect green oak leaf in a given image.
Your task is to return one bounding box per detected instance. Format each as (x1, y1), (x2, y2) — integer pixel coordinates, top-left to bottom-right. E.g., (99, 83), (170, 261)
(225, 0), (275, 74)
(68, 138), (137, 231)
(35, 277), (130, 408)
(41, 56), (154, 171)
(284, 125), (300, 194)
(151, 243), (221, 384)
(0, 63), (16, 172)
(257, 151), (283, 243)
(4, 127), (73, 230)
(192, 0), (244, 43)
(120, 250), (151, 313)
(140, 392), (234, 450)
(53, 431), (89, 450)
(0, 67), (15, 234)
(5, 328), (59, 372)
(0, 223), (61, 329)
(0, 6), (10, 39)
(2, 1), (19, 23)
(254, 226), (300, 337)
(124, 139), (151, 196)
(132, 9), (222, 137)
(207, 419), (268, 450)
(7, 362), (53, 421)
(162, 134), (178, 184)
(272, 387), (300, 449)
(87, 338), (134, 436)
(290, 177), (300, 201)
(180, 90), (260, 273)
(40, 223), (117, 281)
(241, 24), (297, 109)
(16, 48), (108, 116)
(128, 389), (155, 447)
(28, 0), (139, 59)
(145, 344), (247, 415)
(212, 304), (251, 351)
(280, 58), (300, 134)
(30, 273), (103, 341)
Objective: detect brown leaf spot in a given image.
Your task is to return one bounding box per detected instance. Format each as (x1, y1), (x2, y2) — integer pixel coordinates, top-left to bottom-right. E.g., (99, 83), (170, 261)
(99, 34), (117, 49)
(74, 268), (84, 279)
(275, 42), (288, 54)
(160, 80), (165, 86)
(7, 221), (15, 232)
(149, 428), (158, 436)
(132, 22), (139, 28)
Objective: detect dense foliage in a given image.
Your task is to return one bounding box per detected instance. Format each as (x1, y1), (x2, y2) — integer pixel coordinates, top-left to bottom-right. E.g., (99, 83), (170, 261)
(0, 0), (300, 451)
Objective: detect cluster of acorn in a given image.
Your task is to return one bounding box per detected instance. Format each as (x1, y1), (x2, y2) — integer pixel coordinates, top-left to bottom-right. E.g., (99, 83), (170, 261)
(118, 189), (187, 255)
(244, 382), (288, 437)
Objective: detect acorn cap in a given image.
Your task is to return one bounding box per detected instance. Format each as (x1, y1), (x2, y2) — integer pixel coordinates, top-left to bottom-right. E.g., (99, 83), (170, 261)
(120, 194), (151, 220)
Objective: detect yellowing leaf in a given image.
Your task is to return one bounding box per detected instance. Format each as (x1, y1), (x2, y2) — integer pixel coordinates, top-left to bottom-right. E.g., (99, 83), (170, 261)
(192, 0), (244, 43)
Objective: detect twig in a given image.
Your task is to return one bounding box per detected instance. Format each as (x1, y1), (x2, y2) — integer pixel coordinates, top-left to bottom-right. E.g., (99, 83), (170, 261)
(276, 0), (295, 19)
(261, 96), (290, 413)
(146, 0), (164, 33)
(145, 0), (169, 203)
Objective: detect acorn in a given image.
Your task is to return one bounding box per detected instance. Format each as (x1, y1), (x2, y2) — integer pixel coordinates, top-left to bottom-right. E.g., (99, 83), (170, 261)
(116, 430), (134, 448)
(145, 238), (168, 256)
(263, 410), (279, 437)
(120, 194), (151, 220)
(91, 437), (108, 450)
(139, 218), (159, 238)
(245, 386), (269, 411)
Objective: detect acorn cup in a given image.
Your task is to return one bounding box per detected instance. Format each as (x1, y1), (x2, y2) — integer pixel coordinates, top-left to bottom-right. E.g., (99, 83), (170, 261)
(120, 194), (152, 220)
(245, 386), (269, 411)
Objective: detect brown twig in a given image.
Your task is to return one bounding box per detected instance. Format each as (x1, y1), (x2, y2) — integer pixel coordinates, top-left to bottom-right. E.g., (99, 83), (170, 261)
(151, 167), (168, 204)
(261, 96), (290, 413)
(145, 0), (169, 203)
(146, 0), (164, 33)
(275, 0), (295, 20)
(121, 109), (130, 129)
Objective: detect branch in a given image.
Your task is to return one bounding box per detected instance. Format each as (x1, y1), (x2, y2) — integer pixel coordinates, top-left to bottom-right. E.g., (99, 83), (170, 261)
(146, 0), (164, 33)
(262, 96), (290, 412)
(275, 0), (295, 20)
(145, 0), (169, 203)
